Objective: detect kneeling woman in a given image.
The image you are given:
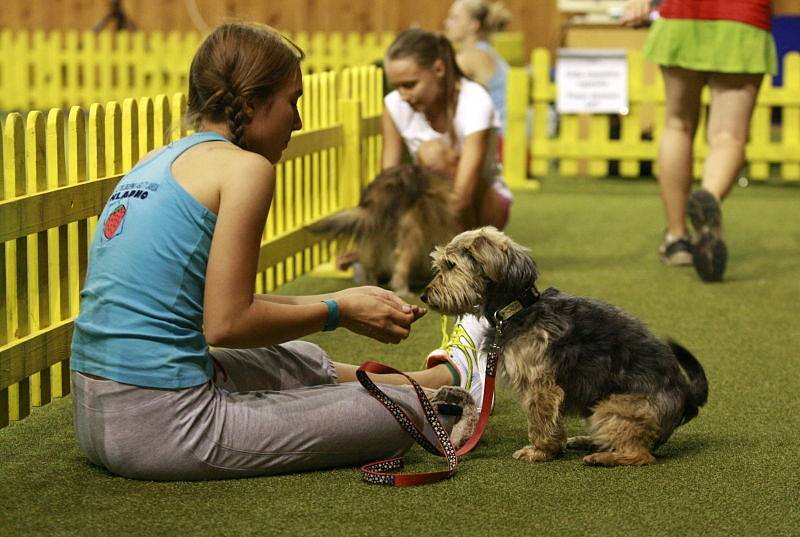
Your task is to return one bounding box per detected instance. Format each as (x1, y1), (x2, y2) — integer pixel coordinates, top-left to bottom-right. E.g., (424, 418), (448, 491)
(382, 28), (512, 231)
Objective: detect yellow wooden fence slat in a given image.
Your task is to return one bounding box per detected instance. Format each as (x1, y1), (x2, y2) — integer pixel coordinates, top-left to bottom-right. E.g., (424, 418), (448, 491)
(106, 101), (123, 176)
(138, 97), (155, 156)
(530, 48), (552, 177)
(2, 113), (27, 423)
(0, 111), (5, 426)
(25, 111), (49, 408)
(780, 52), (800, 181)
(46, 109), (70, 398)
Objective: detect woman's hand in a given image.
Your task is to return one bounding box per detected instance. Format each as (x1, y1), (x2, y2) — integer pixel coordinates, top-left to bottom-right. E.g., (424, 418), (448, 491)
(334, 286), (427, 344)
(620, 0), (653, 27)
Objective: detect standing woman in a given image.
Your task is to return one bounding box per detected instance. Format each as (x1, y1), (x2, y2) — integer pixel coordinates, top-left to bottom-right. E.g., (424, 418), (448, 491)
(622, 0), (777, 281)
(69, 22), (471, 481)
(382, 28), (512, 231)
(444, 0), (511, 136)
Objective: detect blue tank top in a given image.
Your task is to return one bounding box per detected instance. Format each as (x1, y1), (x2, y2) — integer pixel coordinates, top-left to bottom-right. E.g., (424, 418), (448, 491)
(476, 41), (509, 134)
(70, 131), (228, 388)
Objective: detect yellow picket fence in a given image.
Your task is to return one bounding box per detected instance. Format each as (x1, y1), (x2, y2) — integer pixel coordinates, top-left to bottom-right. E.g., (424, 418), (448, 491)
(524, 48), (800, 182)
(3, 43), (796, 427)
(0, 29), (524, 112)
(0, 66), (384, 428)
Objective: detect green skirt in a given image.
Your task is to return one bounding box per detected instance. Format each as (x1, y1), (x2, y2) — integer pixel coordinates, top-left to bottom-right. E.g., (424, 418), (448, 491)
(643, 18), (778, 74)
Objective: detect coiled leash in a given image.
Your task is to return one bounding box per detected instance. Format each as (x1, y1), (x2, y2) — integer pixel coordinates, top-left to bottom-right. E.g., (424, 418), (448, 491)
(355, 319), (501, 487)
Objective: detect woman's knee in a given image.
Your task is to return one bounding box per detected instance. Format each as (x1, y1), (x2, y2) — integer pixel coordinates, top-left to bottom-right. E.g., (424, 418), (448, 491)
(707, 128), (747, 150)
(663, 114), (698, 135)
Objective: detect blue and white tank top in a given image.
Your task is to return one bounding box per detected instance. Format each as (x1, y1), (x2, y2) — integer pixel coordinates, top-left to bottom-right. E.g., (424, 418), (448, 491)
(71, 131), (229, 388)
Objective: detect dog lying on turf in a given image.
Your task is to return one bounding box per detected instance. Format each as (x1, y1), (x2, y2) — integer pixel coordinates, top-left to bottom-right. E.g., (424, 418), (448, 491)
(420, 227), (709, 466)
(311, 164), (458, 295)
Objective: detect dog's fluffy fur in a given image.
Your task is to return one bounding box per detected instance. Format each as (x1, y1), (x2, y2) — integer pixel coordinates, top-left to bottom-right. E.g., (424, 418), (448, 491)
(311, 164), (458, 295)
(421, 227), (709, 466)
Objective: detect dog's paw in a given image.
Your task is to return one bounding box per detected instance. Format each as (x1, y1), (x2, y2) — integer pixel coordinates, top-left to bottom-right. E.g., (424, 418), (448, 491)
(582, 451), (656, 466)
(566, 436), (601, 451)
(512, 445), (557, 462)
(388, 277), (411, 298)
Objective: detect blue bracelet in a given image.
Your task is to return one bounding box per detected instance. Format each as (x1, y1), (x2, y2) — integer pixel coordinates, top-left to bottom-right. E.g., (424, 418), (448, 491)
(322, 299), (339, 332)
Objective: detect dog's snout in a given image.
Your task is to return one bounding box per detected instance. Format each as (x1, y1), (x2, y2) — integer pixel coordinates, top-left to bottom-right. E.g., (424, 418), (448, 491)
(419, 289), (429, 304)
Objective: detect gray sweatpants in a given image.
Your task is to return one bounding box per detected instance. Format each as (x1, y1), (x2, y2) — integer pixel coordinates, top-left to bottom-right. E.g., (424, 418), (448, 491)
(71, 341), (434, 481)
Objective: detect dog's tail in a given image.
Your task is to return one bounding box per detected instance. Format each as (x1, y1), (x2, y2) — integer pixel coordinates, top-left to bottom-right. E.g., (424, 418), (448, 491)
(668, 340), (709, 424)
(308, 209), (364, 240)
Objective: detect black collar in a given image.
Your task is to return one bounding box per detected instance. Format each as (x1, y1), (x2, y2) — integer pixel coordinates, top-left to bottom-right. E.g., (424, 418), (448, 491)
(491, 286), (541, 325)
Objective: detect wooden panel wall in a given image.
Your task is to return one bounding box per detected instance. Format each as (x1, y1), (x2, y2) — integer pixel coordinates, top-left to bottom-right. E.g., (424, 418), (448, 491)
(0, 0), (564, 56)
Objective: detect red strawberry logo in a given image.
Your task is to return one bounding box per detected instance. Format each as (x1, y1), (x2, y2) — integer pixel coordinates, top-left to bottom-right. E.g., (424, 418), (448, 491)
(103, 204), (127, 239)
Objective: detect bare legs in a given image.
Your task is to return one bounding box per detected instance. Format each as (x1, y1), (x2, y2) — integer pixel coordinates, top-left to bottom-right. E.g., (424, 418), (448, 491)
(658, 66), (763, 238)
(703, 72), (763, 199)
(658, 66), (704, 238)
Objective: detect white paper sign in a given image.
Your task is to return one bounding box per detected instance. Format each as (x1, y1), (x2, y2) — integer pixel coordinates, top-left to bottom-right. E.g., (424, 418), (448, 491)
(556, 49), (629, 114)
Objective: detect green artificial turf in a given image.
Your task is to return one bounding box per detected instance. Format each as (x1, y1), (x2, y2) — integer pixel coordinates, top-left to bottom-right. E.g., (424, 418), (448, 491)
(1, 177), (799, 537)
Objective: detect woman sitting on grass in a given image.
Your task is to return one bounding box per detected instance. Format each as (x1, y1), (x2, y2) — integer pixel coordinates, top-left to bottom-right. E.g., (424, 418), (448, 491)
(69, 22), (479, 481)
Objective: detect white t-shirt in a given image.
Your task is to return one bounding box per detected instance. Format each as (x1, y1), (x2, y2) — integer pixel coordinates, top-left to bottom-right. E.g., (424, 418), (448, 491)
(384, 78), (502, 185)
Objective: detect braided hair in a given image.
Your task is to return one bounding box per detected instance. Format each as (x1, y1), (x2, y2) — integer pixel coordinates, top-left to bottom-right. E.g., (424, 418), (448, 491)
(386, 29), (466, 144)
(186, 22), (304, 149)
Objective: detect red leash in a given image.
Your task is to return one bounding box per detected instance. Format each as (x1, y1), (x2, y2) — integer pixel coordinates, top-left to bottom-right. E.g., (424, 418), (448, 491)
(355, 342), (499, 486)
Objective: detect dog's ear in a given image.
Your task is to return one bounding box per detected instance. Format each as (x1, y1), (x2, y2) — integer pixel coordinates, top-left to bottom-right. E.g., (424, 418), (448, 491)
(463, 228), (537, 284)
(398, 165), (426, 204)
(462, 228), (505, 281)
(505, 240), (539, 286)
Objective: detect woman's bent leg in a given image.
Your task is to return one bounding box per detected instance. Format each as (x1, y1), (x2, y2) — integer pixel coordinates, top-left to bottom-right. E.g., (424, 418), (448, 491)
(71, 343), (432, 481)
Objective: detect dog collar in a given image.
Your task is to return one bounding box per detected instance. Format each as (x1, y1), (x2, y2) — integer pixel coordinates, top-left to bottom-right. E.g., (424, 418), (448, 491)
(492, 286), (541, 324)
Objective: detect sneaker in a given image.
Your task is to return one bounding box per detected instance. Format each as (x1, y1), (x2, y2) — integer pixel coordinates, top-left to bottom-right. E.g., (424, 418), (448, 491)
(687, 189), (727, 282)
(425, 315), (492, 412)
(658, 233), (693, 266)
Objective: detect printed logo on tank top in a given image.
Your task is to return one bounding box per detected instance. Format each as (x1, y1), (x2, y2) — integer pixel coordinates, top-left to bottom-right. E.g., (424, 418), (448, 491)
(101, 181), (159, 241)
(103, 202), (127, 239)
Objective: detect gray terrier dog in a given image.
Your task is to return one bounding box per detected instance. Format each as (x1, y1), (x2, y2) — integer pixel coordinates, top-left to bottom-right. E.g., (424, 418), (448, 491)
(420, 227), (709, 466)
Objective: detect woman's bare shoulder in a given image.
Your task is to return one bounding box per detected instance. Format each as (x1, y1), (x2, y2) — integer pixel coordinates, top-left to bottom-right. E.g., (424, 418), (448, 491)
(457, 47), (496, 86)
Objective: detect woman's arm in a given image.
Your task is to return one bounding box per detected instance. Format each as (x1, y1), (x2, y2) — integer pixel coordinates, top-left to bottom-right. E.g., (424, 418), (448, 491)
(451, 128), (490, 223)
(203, 151), (420, 348)
(381, 108), (404, 169)
(620, 0), (653, 27)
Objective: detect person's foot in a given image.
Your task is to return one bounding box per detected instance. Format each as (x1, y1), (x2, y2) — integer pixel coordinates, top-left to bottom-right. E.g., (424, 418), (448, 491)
(658, 233), (693, 266)
(425, 315), (492, 412)
(687, 189), (727, 282)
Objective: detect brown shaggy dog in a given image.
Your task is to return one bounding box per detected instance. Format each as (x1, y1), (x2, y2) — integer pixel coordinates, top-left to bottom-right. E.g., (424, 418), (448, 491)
(311, 164), (458, 295)
(421, 227), (709, 466)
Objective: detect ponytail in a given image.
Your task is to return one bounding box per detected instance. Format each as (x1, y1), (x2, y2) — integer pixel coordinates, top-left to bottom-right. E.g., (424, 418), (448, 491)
(460, 0), (511, 34)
